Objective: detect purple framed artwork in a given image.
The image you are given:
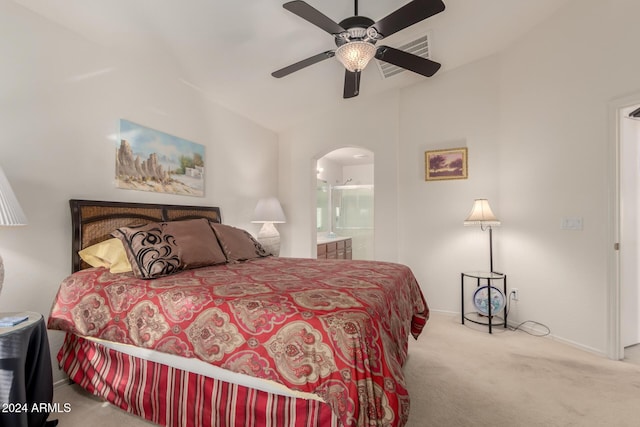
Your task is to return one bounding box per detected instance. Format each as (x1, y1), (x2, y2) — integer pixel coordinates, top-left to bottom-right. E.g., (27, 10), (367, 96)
(425, 147), (468, 181)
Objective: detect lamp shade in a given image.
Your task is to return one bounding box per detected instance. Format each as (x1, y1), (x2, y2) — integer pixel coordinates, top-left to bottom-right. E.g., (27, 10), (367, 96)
(464, 199), (500, 226)
(0, 166), (27, 293)
(251, 197), (286, 224)
(0, 167), (27, 226)
(335, 41), (377, 72)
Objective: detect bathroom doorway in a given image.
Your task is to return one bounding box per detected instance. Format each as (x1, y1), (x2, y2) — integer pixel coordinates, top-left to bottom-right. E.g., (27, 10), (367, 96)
(316, 147), (374, 260)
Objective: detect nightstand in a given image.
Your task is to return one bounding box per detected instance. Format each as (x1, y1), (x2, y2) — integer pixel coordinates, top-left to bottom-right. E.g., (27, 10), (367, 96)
(461, 271), (508, 333)
(0, 311), (56, 427)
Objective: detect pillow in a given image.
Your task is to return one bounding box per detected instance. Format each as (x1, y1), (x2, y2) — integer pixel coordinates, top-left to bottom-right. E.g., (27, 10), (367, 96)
(165, 218), (227, 269)
(112, 222), (181, 279)
(209, 223), (269, 262)
(112, 218), (226, 279)
(78, 238), (132, 273)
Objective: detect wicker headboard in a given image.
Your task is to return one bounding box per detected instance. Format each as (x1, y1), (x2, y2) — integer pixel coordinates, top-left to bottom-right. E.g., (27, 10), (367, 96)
(69, 199), (222, 273)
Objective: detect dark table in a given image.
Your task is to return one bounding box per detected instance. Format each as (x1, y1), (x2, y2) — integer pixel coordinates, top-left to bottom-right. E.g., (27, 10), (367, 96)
(0, 312), (55, 427)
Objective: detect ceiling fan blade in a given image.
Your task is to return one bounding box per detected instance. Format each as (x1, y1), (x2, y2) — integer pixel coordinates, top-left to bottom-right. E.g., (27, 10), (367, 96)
(343, 70), (361, 99)
(375, 46), (441, 77)
(272, 50), (335, 78)
(372, 0), (445, 38)
(282, 1), (345, 35)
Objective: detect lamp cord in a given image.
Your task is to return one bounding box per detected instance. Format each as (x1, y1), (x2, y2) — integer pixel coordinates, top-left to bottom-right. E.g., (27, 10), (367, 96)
(505, 291), (551, 337)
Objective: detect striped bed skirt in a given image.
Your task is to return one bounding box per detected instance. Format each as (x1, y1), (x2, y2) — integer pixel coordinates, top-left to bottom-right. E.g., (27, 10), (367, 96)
(58, 333), (339, 426)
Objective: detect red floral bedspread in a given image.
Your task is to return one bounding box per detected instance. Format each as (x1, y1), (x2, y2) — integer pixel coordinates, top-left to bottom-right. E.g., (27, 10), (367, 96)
(48, 257), (429, 427)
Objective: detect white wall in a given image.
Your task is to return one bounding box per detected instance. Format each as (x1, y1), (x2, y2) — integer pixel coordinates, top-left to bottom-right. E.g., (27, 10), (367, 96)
(280, 0), (640, 355)
(279, 91), (400, 261)
(316, 156), (374, 186)
(316, 157), (342, 185)
(343, 164), (374, 186)
(496, 0), (640, 353)
(0, 0), (278, 382)
(398, 55), (501, 315)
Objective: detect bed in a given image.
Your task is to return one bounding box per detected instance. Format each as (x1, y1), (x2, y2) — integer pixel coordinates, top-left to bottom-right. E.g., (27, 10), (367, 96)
(48, 199), (429, 427)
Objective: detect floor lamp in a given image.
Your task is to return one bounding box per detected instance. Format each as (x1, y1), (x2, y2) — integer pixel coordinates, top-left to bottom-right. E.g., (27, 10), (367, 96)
(0, 166), (28, 294)
(251, 197), (286, 256)
(464, 199), (500, 272)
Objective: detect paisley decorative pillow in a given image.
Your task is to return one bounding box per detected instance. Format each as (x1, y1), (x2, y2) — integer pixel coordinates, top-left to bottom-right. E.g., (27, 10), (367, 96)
(112, 223), (181, 279)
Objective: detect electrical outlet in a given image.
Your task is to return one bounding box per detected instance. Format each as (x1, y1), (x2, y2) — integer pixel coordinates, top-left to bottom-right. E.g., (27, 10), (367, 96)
(512, 288), (519, 301)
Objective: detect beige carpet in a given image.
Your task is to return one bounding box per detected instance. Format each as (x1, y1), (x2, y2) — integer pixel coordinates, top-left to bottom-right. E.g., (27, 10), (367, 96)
(51, 312), (640, 426)
(405, 313), (640, 426)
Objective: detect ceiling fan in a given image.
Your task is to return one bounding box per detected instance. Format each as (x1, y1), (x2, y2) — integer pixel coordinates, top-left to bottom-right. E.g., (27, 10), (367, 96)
(272, 0), (445, 99)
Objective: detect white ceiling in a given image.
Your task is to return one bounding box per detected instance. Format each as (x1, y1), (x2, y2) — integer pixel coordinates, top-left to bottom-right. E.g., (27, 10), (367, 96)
(12, 0), (569, 133)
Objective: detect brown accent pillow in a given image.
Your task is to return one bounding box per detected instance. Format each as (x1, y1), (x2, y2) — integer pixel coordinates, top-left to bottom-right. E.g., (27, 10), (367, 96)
(165, 218), (226, 269)
(209, 223), (269, 262)
(112, 218), (226, 279)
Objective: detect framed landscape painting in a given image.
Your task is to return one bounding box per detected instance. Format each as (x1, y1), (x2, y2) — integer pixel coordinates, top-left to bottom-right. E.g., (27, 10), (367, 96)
(115, 119), (205, 197)
(425, 147), (468, 181)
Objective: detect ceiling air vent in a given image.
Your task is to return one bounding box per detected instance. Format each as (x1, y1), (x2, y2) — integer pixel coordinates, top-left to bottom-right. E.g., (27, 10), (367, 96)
(376, 34), (431, 79)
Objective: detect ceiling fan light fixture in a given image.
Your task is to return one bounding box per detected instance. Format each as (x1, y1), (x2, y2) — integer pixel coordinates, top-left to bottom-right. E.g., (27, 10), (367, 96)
(335, 41), (377, 72)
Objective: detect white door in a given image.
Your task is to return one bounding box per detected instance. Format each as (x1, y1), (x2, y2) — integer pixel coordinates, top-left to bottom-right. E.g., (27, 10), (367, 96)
(620, 104), (640, 349)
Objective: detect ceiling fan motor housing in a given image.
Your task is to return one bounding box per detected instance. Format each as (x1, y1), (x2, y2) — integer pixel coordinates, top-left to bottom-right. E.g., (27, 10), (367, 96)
(335, 16), (377, 46)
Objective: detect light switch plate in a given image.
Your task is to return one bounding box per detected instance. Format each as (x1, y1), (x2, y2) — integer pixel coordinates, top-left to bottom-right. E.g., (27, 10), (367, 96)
(561, 217), (583, 230)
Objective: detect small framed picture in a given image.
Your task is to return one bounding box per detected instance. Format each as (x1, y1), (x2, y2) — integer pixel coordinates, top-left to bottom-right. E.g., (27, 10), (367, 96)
(425, 147), (468, 181)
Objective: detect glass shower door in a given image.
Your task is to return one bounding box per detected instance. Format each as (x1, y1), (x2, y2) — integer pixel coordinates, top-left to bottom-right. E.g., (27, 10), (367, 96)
(332, 184), (374, 260)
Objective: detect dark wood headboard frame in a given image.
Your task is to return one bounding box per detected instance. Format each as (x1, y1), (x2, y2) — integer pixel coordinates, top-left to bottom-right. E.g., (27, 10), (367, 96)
(70, 199), (222, 273)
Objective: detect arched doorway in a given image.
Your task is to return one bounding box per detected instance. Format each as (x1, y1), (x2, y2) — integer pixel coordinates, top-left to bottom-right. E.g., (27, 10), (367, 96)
(315, 147), (374, 260)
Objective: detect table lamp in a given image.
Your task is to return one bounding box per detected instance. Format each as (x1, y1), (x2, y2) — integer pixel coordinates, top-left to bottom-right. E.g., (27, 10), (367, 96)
(464, 198), (500, 272)
(251, 197), (286, 256)
(0, 166), (28, 294)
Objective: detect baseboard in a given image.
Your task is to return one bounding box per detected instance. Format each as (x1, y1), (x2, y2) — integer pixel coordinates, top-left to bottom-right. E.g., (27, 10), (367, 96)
(429, 309), (458, 316)
(53, 377), (72, 389)
(506, 319), (607, 357)
(433, 310), (607, 358)
(546, 334), (607, 358)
